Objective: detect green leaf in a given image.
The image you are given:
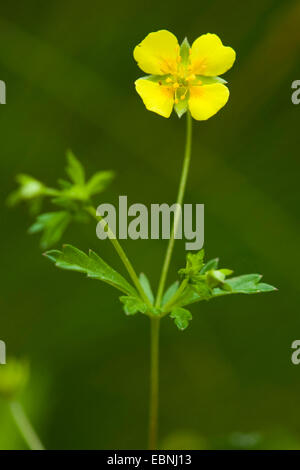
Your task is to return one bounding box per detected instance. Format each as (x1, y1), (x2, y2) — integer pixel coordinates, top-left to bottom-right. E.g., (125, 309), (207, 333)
(119, 296), (148, 315)
(7, 174), (45, 206)
(200, 258), (219, 274)
(174, 285), (201, 308)
(170, 307), (192, 331)
(162, 281), (179, 306)
(57, 178), (73, 189)
(192, 281), (213, 300)
(213, 274), (277, 295)
(65, 150), (85, 185)
(139, 273), (154, 304)
(176, 272), (276, 307)
(44, 244), (137, 296)
(85, 171), (115, 197)
(43, 249), (61, 263)
(255, 283), (277, 292)
(179, 249), (205, 279)
(29, 211), (71, 249)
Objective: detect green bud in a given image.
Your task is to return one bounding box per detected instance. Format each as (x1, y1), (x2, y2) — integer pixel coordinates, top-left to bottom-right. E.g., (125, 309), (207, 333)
(206, 269), (226, 288)
(7, 174), (45, 206)
(0, 358), (29, 400)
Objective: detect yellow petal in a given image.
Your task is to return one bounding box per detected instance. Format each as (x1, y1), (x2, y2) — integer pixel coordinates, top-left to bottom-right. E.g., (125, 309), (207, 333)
(133, 30), (179, 75)
(188, 83), (229, 120)
(190, 33), (236, 77)
(135, 79), (174, 118)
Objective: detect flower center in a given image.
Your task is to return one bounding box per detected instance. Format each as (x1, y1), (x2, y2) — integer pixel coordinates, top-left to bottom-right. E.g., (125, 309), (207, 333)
(164, 65), (202, 104)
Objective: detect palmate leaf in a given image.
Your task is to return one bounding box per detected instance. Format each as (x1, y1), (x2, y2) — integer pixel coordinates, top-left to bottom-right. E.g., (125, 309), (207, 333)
(170, 307), (192, 331)
(175, 272), (276, 309)
(62, 152), (115, 202)
(28, 211), (71, 249)
(212, 274), (277, 296)
(167, 252), (277, 312)
(119, 296), (148, 315)
(44, 244), (137, 296)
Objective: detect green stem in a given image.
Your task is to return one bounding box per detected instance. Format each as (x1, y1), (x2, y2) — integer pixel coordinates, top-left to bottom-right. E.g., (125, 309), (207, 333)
(85, 206), (151, 308)
(155, 111), (193, 308)
(148, 317), (160, 450)
(10, 401), (45, 450)
(148, 112), (193, 450)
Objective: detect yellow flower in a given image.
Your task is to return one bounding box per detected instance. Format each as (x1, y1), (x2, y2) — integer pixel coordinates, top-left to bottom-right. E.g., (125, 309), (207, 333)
(134, 30), (236, 120)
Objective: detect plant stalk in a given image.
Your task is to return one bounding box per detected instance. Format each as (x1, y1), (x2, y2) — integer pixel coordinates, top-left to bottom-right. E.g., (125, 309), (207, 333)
(148, 112), (193, 449)
(155, 111), (193, 308)
(148, 316), (160, 449)
(10, 401), (45, 450)
(85, 206), (151, 308)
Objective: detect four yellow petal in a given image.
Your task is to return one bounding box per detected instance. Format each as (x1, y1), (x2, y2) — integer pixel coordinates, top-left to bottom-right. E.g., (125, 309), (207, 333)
(188, 83), (229, 120)
(134, 30), (235, 119)
(133, 30), (179, 75)
(190, 33), (236, 77)
(135, 79), (174, 118)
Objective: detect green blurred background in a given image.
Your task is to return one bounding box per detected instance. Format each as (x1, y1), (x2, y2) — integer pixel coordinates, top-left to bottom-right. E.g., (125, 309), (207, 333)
(1, 0), (300, 450)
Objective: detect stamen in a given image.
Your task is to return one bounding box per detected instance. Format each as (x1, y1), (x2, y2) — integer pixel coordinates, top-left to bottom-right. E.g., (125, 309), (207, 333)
(173, 82), (179, 89)
(187, 74), (196, 81)
(180, 88), (188, 101)
(166, 77), (173, 83)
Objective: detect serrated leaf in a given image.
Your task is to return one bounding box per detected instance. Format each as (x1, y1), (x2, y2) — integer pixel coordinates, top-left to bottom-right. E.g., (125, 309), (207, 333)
(66, 150), (85, 185)
(85, 171), (115, 197)
(45, 244), (137, 296)
(162, 281), (179, 306)
(139, 273), (154, 304)
(170, 307), (192, 331)
(29, 211), (71, 249)
(43, 250), (61, 263)
(213, 274), (276, 296)
(255, 283), (277, 292)
(119, 296), (148, 315)
(179, 249), (205, 279)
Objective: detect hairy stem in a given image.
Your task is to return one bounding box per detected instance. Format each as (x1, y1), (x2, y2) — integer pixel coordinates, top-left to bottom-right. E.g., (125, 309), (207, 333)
(10, 401), (45, 450)
(155, 112), (193, 308)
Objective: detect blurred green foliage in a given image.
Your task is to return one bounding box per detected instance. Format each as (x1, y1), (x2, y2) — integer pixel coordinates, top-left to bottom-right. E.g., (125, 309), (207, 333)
(0, 0), (300, 450)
